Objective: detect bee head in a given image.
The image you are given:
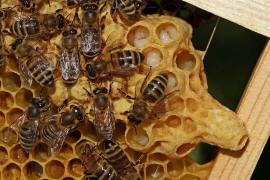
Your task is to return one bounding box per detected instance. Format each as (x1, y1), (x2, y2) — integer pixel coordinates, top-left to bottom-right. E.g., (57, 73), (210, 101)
(27, 106), (40, 119)
(93, 87), (108, 95)
(82, 3), (98, 11)
(104, 140), (115, 149)
(128, 115), (142, 125)
(71, 105), (84, 122)
(61, 112), (75, 127)
(22, 0), (31, 8)
(57, 14), (65, 29)
(32, 97), (50, 112)
(135, 0), (147, 10)
(11, 39), (23, 51)
(86, 63), (97, 78)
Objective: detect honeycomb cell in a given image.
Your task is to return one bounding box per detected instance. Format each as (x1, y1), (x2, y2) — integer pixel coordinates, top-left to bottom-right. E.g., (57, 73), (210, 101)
(3, 163), (21, 180)
(0, 91), (14, 111)
(15, 88), (33, 108)
(113, 121), (127, 142)
(183, 118), (197, 133)
(165, 115), (181, 128)
(181, 174), (201, 180)
(68, 158), (84, 177)
(1, 127), (17, 146)
(0, 111), (5, 127)
(149, 153), (167, 162)
(57, 143), (73, 160)
(80, 121), (98, 142)
(167, 159), (184, 177)
(66, 130), (81, 144)
(124, 147), (146, 164)
(10, 144), (29, 163)
(2, 72), (21, 92)
(176, 143), (196, 156)
(126, 127), (149, 147)
(156, 23), (177, 43)
(46, 160), (65, 179)
(175, 50), (196, 71)
(23, 161), (43, 180)
(167, 72), (177, 92)
(128, 25), (150, 47)
(186, 98), (199, 113)
(167, 96), (185, 111)
(142, 47), (163, 67)
(75, 139), (92, 156)
(146, 164), (164, 179)
(0, 146), (8, 165)
(6, 108), (23, 124)
(33, 143), (50, 162)
(63, 178), (75, 180)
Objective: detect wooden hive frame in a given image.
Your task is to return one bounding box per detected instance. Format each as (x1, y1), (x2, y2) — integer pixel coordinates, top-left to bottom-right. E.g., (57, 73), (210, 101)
(181, 0), (270, 179)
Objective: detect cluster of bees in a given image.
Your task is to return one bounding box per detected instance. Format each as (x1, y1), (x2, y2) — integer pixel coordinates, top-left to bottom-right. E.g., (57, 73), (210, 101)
(0, 0), (179, 179)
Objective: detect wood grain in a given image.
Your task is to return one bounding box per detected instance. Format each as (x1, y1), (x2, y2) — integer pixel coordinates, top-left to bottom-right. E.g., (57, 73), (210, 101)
(182, 0), (270, 37)
(208, 40), (270, 180)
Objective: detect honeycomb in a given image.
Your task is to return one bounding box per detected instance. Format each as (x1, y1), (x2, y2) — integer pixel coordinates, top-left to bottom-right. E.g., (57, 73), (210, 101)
(0, 0), (248, 179)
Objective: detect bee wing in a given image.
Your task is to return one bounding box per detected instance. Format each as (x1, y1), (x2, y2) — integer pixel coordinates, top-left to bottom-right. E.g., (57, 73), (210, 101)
(19, 62), (33, 88)
(49, 127), (70, 156)
(44, 114), (61, 123)
(60, 50), (80, 81)
(109, 66), (137, 76)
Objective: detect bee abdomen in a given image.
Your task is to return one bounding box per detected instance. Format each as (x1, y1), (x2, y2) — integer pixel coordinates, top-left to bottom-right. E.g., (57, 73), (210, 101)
(96, 163), (117, 180)
(41, 122), (58, 143)
(19, 122), (36, 152)
(105, 145), (129, 170)
(11, 17), (39, 37)
(111, 50), (144, 69)
(143, 73), (168, 103)
(119, 0), (136, 19)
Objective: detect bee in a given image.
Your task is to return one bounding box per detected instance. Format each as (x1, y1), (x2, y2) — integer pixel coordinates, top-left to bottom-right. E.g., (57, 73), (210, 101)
(11, 39), (55, 88)
(78, 141), (118, 180)
(104, 140), (142, 180)
(41, 99), (85, 155)
(75, 0), (107, 58)
(119, 72), (176, 126)
(0, 10), (7, 68)
(84, 85), (115, 140)
(85, 50), (145, 80)
(9, 9), (65, 39)
(109, 0), (146, 22)
(3, 97), (50, 152)
(56, 27), (80, 85)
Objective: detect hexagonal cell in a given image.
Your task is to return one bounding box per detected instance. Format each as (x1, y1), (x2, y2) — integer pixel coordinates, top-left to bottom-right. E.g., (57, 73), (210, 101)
(65, 130), (81, 144)
(7, 108), (23, 124)
(142, 47), (163, 67)
(165, 115), (181, 128)
(10, 144), (29, 163)
(113, 121), (126, 142)
(1, 127), (17, 146)
(124, 147), (146, 164)
(0, 111), (5, 127)
(68, 158), (84, 177)
(126, 127), (149, 147)
(2, 72), (21, 92)
(156, 23), (177, 43)
(57, 143), (73, 160)
(0, 146), (8, 165)
(127, 25), (150, 47)
(167, 159), (184, 177)
(176, 143), (196, 156)
(63, 178), (75, 180)
(175, 50), (196, 71)
(167, 72), (177, 92)
(186, 98), (199, 113)
(189, 73), (202, 94)
(33, 143), (50, 162)
(180, 174), (201, 180)
(15, 88), (33, 108)
(0, 91), (14, 111)
(23, 161), (43, 180)
(46, 160), (65, 179)
(146, 164), (164, 179)
(182, 118), (197, 133)
(167, 96), (185, 111)
(149, 153), (167, 162)
(3, 163), (21, 180)
(80, 121), (98, 142)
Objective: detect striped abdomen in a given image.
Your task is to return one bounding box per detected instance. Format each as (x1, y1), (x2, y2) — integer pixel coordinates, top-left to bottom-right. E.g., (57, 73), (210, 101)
(19, 121), (37, 152)
(117, 0), (136, 20)
(84, 153), (118, 180)
(0, 52), (5, 68)
(10, 17), (40, 37)
(41, 121), (59, 143)
(25, 55), (54, 87)
(82, 174), (99, 180)
(111, 50), (144, 69)
(143, 73), (168, 103)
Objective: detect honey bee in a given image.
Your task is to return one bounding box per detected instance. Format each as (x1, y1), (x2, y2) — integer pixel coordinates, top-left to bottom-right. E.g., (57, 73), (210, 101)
(9, 9), (65, 39)
(11, 38), (55, 88)
(104, 140), (142, 180)
(85, 50), (145, 80)
(84, 85), (115, 140)
(3, 97), (51, 152)
(109, 0), (146, 22)
(78, 141), (118, 180)
(76, 0), (107, 58)
(56, 27), (80, 85)
(41, 99), (85, 155)
(119, 72), (176, 126)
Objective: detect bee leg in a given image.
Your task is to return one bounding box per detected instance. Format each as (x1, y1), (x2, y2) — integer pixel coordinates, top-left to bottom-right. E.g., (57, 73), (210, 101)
(58, 99), (69, 112)
(83, 87), (93, 98)
(120, 110), (130, 115)
(140, 66), (152, 94)
(117, 88), (135, 100)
